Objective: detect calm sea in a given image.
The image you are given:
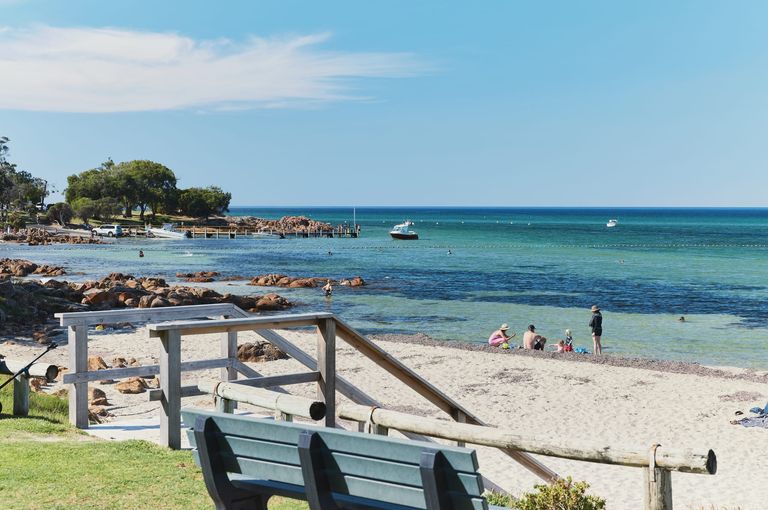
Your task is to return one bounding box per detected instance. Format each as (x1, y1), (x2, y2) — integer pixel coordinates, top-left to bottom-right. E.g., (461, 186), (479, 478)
(3, 207), (768, 368)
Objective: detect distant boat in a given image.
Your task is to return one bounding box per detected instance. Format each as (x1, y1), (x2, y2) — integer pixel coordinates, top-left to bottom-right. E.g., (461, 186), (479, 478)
(390, 220), (419, 240)
(147, 223), (191, 239)
(606, 219), (618, 228)
(252, 231), (284, 239)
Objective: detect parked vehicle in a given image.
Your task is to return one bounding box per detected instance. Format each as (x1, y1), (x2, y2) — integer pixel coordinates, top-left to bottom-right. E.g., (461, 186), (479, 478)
(92, 224), (123, 237)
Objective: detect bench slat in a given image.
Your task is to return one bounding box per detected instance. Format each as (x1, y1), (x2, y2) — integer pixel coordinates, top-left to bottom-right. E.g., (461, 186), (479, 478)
(182, 410), (478, 471)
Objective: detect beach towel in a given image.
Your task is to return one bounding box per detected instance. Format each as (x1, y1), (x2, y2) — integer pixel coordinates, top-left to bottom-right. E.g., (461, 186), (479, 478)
(733, 415), (768, 428)
(574, 347), (590, 354)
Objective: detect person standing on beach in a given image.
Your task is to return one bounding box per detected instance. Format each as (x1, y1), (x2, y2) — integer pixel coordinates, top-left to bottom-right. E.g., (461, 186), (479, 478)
(589, 305), (603, 355)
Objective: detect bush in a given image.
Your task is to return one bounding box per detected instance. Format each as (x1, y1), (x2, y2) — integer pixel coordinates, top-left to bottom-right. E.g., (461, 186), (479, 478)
(484, 490), (517, 508)
(514, 477), (605, 510)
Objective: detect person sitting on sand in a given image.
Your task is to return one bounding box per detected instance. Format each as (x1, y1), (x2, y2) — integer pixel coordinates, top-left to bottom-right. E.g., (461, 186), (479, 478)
(523, 325), (546, 350)
(488, 323), (515, 347)
(554, 340), (565, 353)
(564, 329), (574, 352)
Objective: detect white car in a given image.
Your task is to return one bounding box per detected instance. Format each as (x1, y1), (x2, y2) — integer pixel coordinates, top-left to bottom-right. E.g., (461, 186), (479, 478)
(92, 224), (123, 237)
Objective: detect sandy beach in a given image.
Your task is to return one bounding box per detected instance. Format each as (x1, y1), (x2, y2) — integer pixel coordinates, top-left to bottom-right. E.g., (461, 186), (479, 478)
(3, 326), (767, 509)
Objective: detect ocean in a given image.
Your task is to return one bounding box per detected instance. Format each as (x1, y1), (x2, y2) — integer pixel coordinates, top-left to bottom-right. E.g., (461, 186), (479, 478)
(3, 207), (768, 368)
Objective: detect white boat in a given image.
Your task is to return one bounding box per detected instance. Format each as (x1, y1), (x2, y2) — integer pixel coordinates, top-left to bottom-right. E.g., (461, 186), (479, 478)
(606, 219), (618, 228)
(252, 231), (284, 239)
(390, 220), (418, 240)
(146, 223), (191, 239)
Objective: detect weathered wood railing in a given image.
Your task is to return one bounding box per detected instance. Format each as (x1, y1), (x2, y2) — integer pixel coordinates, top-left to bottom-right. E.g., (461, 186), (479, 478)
(55, 303), (249, 431)
(0, 359), (59, 416)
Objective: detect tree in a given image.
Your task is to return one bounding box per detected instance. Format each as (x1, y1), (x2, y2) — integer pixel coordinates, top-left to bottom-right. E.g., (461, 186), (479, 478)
(178, 186), (232, 220)
(120, 160), (177, 221)
(94, 197), (122, 221)
(71, 197), (96, 225)
(0, 137), (48, 221)
(48, 202), (73, 226)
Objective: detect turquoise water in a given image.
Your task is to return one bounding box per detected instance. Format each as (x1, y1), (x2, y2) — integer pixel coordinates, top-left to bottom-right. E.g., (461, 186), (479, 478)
(3, 207), (768, 368)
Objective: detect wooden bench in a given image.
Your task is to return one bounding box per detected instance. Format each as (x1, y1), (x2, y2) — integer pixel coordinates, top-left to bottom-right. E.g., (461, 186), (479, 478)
(183, 409), (497, 510)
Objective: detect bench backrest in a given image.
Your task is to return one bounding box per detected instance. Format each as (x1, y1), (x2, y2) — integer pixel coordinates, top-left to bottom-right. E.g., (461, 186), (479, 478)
(182, 409), (488, 510)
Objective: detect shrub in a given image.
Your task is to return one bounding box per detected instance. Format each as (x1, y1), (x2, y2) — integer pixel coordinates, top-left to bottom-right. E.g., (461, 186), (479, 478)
(484, 490), (517, 508)
(514, 477), (605, 510)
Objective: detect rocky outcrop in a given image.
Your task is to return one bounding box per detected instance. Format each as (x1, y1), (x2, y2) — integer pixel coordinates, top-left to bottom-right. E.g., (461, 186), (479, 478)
(249, 274), (365, 288)
(0, 266), (293, 338)
(115, 377), (148, 394)
(237, 341), (289, 363)
(1, 229), (101, 246)
(225, 215), (332, 233)
(0, 258), (66, 277)
(176, 271), (220, 283)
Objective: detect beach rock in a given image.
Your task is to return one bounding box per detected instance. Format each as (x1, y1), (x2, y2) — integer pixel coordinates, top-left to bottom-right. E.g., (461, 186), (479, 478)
(252, 293), (291, 311)
(115, 377), (147, 394)
(88, 356), (109, 371)
(88, 406), (113, 423)
(237, 342), (289, 363)
(88, 387), (109, 406)
(82, 289), (117, 308)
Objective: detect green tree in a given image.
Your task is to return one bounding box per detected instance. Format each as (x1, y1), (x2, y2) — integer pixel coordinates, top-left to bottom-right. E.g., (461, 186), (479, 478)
(47, 202), (74, 226)
(120, 160), (177, 221)
(71, 197), (96, 225)
(178, 186), (232, 220)
(0, 137), (49, 221)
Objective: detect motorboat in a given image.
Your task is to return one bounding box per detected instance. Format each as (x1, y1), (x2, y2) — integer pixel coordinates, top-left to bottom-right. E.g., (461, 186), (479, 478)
(146, 223), (192, 239)
(606, 219), (618, 228)
(252, 231), (284, 239)
(389, 220), (418, 240)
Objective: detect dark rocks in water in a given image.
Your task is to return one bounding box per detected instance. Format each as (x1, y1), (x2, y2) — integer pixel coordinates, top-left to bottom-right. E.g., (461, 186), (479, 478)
(237, 341), (289, 363)
(0, 263), (293, 338)
(0, 258), (66, 277)
(250, 273), (366, 288)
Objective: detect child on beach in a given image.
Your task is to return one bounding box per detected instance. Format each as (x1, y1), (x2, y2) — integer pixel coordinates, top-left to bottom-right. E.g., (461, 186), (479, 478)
(554, 340), (565, 353)
(564, 329), (574, 352)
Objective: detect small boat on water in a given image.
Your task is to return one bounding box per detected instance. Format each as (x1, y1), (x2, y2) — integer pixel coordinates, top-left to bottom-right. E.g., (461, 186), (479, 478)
(146, 223), (192, 239)
(606, 219), (618, 228)
(252, 231), (284, 239)
(390, 220), (418, 240)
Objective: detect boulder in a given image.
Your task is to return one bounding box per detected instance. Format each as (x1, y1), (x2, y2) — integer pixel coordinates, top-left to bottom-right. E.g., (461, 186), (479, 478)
(115, 377), (147, 394)
(237, 342), (289, 363)
(88, 356), (108, 371)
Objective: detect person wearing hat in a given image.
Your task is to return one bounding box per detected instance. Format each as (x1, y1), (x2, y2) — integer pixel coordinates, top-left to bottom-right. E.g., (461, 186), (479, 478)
(488, 323), (515, 347)
(589, 305), (603, 355)
(523, 324), (546, 350)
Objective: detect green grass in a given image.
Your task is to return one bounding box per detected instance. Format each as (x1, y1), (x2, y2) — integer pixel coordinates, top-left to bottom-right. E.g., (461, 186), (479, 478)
(0, 377), (308, 510)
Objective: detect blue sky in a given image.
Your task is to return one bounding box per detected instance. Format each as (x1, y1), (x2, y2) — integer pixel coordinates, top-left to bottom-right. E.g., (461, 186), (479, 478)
(1, 0), (767, 206)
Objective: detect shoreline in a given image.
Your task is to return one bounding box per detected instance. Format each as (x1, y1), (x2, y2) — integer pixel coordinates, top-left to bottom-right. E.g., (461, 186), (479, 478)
(370, 332), (768, 383)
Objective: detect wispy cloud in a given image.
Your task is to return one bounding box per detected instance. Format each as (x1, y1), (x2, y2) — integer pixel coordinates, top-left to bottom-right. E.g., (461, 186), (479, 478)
(0, 26), (420, 113)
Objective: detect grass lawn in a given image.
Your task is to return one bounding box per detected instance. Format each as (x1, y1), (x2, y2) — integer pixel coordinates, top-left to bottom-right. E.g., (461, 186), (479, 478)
(0, 376), (307, 510)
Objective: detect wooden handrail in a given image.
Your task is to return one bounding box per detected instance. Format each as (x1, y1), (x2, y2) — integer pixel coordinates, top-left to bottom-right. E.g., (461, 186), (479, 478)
(147, 312), (333, 336)
(56, 303), (239, 326)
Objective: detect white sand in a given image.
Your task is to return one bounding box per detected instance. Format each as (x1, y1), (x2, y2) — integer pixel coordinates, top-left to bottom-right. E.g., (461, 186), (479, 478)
(3, 327), (767, 509)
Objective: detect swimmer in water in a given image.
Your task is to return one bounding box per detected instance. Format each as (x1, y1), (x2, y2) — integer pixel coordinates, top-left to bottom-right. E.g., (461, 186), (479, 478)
(139, 250), (144, 258)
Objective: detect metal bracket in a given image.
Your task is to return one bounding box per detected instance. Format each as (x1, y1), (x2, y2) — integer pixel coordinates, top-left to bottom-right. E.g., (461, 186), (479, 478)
(648, 443), (661, 482)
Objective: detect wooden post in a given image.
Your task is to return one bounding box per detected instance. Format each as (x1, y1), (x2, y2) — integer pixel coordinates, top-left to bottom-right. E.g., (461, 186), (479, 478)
(644, 468), (672, 509)
(317, 318), (336, 428)
(13, 373), (29, 416)
(68, 321), (89, 428)
(220, 321), (238, 382)
(159, 329), (182, 449)
(644, 444), (673, 510)
(215, 396), (235, 414)
(454, 410), (467, 447)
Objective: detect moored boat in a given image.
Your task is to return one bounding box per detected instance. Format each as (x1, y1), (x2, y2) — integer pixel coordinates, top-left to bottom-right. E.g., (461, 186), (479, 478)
(146, 223), (192, 239)
(390, 220), (418, 240)
(606, 219), (618, 228)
